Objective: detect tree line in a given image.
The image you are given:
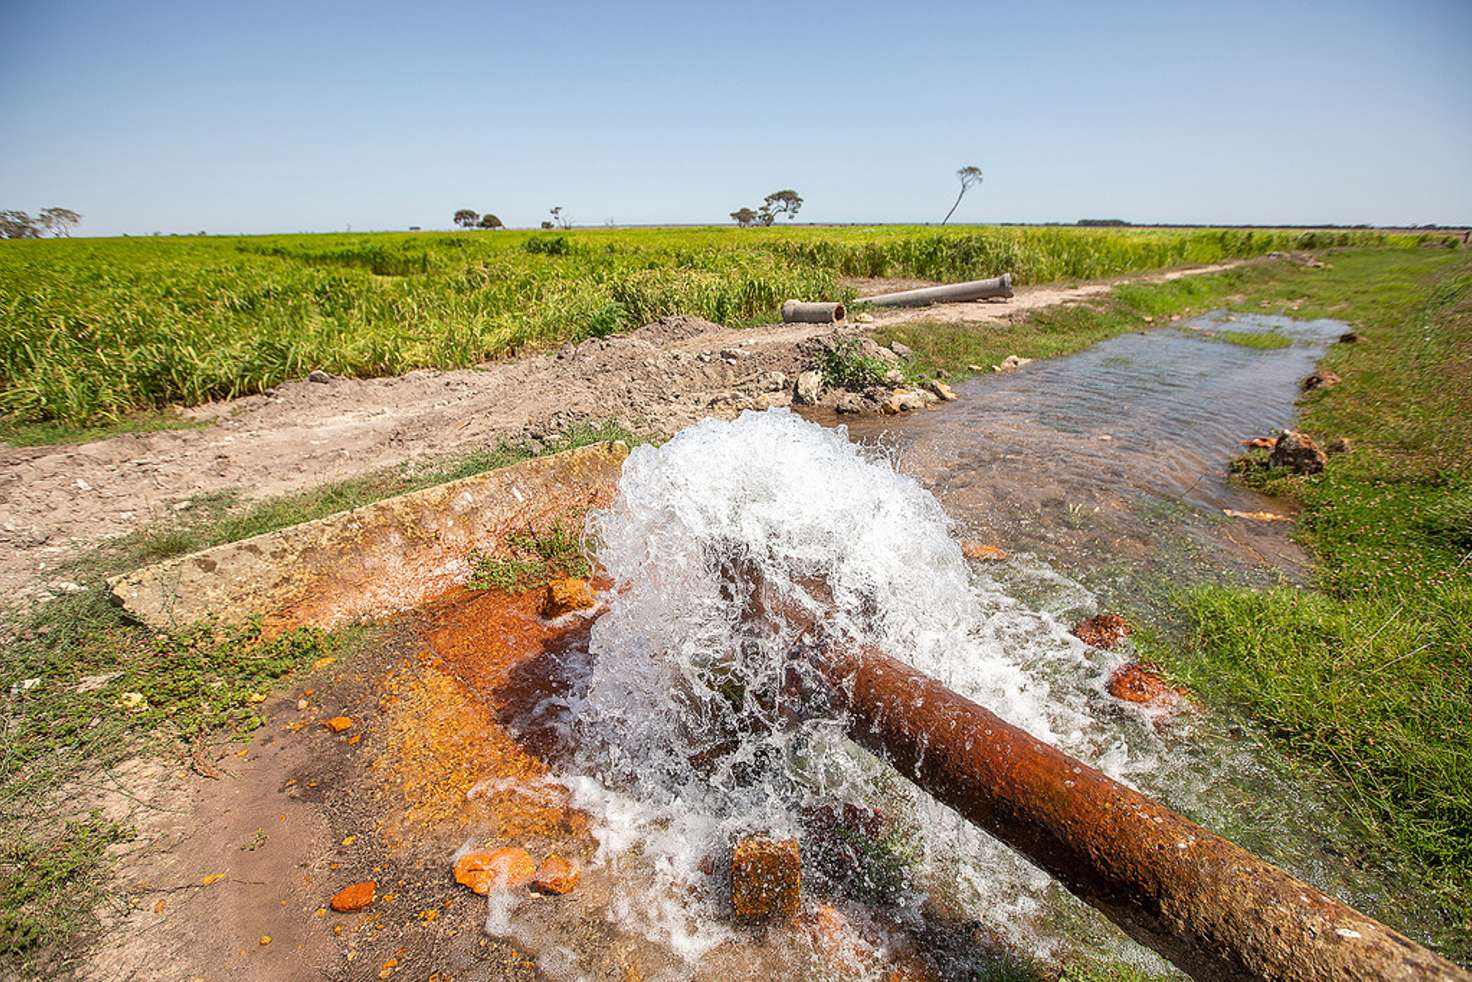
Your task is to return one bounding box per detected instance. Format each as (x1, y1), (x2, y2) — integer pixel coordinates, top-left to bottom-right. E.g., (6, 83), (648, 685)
(0, 207), (81, 239)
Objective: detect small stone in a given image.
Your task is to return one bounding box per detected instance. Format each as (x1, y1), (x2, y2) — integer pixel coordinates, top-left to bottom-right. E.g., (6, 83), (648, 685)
(881, 390), (927, 415)
(330, 881), (376, 912)
(731, 836), (800, 920)
(1073, 613), (1132, 650)
(754, 371), (788, 393)
(1107, 663), (1169, 704)
(1301, 371), (1340, 391)
(1239, 436), (1275, 449)
(961, 542), (1008, 562)
(323, 716), (353, 733)
(259, 935), (271, 946)
(454, 848), (536, 895)
(992, 354), (1033, 373)
(296, 698), (309, 711)
(966, 364), (985, 372)
(923, 380), (957, 402)
(794, 370), (823, 406)
(307, 369), (332, 383)
(1338, 331), (1362, 344)
(531, 854), (580, 895)
(882, 368), (904, 386)
(50, 580), (85, 595)
(1270, 430), (1327, 475)
(542, 577), (594, 618)
(855, 312), (874, 324)
(1326, 437), (1353, 454)
(74, 671), (120, 694)
(834, 392), (867, 415)
(888, 341), (912, 360)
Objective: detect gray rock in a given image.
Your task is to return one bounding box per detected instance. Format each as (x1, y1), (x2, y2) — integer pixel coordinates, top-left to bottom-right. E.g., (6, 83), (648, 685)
(754, 371), (788, 393)
(835, 392), (868, 414)
(794, 370), (823, 405)
(307, 369), (332, 383)
(888, 341), (912, 360)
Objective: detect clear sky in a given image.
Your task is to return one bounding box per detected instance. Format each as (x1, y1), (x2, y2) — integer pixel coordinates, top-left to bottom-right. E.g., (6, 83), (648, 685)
(2, 0), (1469, 235)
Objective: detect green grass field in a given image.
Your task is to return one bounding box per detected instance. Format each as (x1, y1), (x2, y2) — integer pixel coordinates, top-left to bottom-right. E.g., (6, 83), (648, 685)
(0, 225), (1456, 426)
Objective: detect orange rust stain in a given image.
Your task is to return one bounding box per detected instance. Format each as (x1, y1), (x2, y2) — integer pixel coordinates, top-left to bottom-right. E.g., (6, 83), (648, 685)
(374, 583), (604, 841)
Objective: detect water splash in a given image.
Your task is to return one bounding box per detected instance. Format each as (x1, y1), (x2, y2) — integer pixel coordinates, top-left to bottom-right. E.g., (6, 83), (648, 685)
(552, 409), (1163, 964)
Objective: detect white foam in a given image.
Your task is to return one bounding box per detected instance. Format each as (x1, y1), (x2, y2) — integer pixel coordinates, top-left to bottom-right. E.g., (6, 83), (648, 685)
(545, 409), (1166, 963)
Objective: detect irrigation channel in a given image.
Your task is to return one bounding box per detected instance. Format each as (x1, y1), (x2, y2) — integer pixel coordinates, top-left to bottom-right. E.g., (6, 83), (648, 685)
(378, 308), (1460, 979)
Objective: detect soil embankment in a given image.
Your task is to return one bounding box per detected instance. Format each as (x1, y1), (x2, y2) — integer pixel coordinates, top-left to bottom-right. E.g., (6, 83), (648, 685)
(0, 263), (1239, 597)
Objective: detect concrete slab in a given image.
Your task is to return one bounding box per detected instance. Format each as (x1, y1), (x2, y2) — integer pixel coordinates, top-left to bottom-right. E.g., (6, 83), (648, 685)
(108, 442), (628, 633)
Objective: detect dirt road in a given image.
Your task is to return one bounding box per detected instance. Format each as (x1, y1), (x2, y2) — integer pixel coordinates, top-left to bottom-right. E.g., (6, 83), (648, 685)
(0, 263), (1240, 597)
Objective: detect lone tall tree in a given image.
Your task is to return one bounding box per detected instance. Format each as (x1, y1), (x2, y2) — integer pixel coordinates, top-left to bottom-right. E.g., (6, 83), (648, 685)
(941, 166), (983, 225)
(453, 209), (479, 228)
(758, 189), (802, 226)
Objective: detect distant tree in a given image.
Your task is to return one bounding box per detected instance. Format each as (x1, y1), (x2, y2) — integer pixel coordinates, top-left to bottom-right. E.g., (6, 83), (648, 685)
(941, 165), (983, 225)
(38, 207), (81, 237)
(408, 225), (422, 231)
(549, 206), (570, 230)
(0, 210), (41, 238)
(758, 189), (802, 226)
(730, 207), (760, 227)
(541, 220), (555, 229)
(478, 213), (504, 229)
(453, 209), (480, 228)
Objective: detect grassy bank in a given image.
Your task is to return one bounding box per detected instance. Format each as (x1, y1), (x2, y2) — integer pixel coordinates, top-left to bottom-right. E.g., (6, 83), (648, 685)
(1, 226), (1455, 426)
(1152, 252), (1472, 950)
(0, 423), (635, 974)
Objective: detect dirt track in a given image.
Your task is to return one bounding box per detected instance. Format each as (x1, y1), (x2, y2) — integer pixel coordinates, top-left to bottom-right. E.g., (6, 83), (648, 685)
(0, 263), (1240, 597)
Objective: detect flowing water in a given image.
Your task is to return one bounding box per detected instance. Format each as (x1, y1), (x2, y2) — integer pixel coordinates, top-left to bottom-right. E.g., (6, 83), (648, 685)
(483, 313), (1446, 978)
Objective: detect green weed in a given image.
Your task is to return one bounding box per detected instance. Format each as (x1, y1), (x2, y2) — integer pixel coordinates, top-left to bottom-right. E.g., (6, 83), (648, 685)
(817, 336), (891, 390)
(468, 521), (591, 592)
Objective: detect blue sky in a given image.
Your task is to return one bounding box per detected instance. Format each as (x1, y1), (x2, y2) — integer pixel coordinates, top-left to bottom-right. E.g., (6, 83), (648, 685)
(2, 0), (1468, 235)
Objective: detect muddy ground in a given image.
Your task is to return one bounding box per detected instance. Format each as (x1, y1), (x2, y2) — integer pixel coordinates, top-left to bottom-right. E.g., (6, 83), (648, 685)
(0, 264), (1238, 601)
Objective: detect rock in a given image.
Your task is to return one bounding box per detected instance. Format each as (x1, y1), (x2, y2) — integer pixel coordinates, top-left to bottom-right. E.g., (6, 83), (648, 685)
(296, 698), (309, 711)
(754, 371), (788, 393)
(323, 716), (353, 733)
(1338, 331), (1362, 344)
(75, 671), (122, 693)
(834, 392), (867, 415)
(1326, 437), (1353, 454)
(542, 577), (594, 618)
(1239, 436), (1275, 449)
(882, 368), (905, 386)
(50, 580), (84, 595)
(855, 312), (874, 324)
(531, 854), (580, 895)
(118, 691), (149, 712)
(454, 848), (536, 895)
(888, 341), (913, 360)
(794, 370), (823, 406)
(803, 904), (879, 975)
(966, 364), (985, 372)
(330, 881), (376, 912)
(731, 836), (801, 920)
(1072, 613), (1131, 650)
(880, 390), (926, 415)
(719, 348), (750, 362)
(556, 342), (576, 360)
(1107, 663), (1169, 704)
(1301, 371), (1340, 391)
(993, 355), (1033, 373)
(1270, 430), (1327, 475)
(924, 380), (957, 402)
(856, 339), (900, 365)
(961, 542), (1008, 562)
(307, 369), (332, 384)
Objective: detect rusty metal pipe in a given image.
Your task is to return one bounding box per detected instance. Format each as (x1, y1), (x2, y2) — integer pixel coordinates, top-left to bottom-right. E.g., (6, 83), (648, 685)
(781, 300), (846, 324)
(857, 273), (1013, 308)
(809, 646), (1468, 981)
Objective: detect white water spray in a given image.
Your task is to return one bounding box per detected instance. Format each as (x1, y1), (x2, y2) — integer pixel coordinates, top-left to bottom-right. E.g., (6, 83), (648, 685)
(536, 410), (1166, 965)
